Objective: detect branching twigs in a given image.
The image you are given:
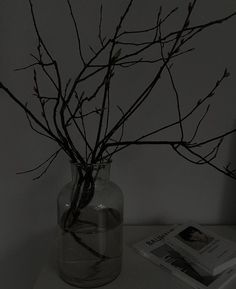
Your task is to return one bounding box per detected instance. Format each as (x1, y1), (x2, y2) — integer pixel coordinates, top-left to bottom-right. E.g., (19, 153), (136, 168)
(115, 48), (195, 68)
(30, 53), (59, 90)
(29, 0), (86, 164)
(0, 81), (79, 162)
(196, 138), (223, 165)
(0, 82), (57, 141)
(189, 127), (236, 149)
(183, 144), (236, 179)
(95, 3), (196, 161)
(100, 68), (230, 158)
(172, 137), (223, 166)
(96, 1), (236, 167)
(29, 1), (66, 142)
(18, 149), (62, 180)
(116, 11), (236, 47)
(112, 6), (179, 65)
(33, 69), (51, 131)
(64, 39), (111, 111)
(1, 0), (236, 178)
(14, 60), (54, 72)
(168, 137), (236, 180)
(117, 6), (178, 38)
(17, 148), (62, 175)
(25, 102), (54, 141)
(91, 0), (134, 163)
(158, 20), (184, 146)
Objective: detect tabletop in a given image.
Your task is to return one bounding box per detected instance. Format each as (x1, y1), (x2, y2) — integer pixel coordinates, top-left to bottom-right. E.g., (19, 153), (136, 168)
(33, 225), (236, 289)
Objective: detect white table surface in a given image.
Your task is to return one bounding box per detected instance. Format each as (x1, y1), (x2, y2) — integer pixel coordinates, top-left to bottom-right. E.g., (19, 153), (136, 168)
(34, 225), (236, 289)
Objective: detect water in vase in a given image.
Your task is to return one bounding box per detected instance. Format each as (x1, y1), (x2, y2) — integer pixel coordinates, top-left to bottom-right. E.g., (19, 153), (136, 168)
(58, 206), (123, 288)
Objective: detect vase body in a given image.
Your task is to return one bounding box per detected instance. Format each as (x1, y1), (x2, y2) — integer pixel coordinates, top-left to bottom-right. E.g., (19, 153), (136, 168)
(57, 162), (123, 288)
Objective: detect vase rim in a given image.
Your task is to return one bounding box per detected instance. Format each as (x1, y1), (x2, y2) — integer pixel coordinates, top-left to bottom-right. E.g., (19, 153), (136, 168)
(70, 160), (112, 168)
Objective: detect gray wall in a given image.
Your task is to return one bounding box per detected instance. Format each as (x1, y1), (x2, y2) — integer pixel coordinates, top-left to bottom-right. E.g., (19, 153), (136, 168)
(0, 0), (236, 288)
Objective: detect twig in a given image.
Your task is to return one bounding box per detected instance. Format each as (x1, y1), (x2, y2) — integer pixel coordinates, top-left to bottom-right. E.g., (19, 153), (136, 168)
(189, 105), (210, 143)
(16, 148), (62, 175)
(98, 4), (106, 47)
(65, 0), (86, 66)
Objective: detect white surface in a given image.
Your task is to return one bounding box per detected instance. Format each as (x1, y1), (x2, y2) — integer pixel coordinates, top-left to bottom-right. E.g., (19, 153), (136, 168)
(34, 225), (236, 289)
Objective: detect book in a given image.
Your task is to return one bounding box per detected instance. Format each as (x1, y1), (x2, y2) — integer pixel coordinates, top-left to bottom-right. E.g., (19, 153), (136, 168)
(133, 225), (236, 289)
(165, 223), (236, 276)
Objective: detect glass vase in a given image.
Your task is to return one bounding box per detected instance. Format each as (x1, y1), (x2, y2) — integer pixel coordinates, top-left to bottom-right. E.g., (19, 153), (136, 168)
(57, 161), (123, 288)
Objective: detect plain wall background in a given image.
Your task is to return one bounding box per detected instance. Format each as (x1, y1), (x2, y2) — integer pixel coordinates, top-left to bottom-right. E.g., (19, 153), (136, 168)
(0, 0), (236, 288)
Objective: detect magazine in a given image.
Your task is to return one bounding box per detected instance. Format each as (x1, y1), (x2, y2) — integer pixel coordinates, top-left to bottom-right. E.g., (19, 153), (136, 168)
(133, 226), (236, 289)
(165, 223), (236, 276)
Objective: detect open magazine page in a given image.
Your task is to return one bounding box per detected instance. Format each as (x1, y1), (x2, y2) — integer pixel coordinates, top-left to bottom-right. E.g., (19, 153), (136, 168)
(133, 226), (236, 289)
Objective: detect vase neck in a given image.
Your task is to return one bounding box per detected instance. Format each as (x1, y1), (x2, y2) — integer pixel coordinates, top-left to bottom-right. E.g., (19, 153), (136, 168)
(70, 162), (111, 183)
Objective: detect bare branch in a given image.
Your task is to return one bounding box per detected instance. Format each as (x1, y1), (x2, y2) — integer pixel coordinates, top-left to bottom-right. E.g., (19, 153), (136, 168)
(14, 61), (54, 72)
(98, 4), (106, 47)
(0, 82), (59, 142)
(183, 144), (236, 179)
(1, 0), (236, 183)
(117, 6), (178, 38)
(16, 148), (61, 176)
(33, 69), (51, 131)
(159, 21), (184, 144)
(101, 68), (230, 157)
(189, 105), (210, 144)
(65, 0), (86, 66)
(189, 127), (236, 149)
(102, 105), (126, 161)
(33, 149), (61, 180)
(25, 102), (55, 140)
(92, 0), (134, 162)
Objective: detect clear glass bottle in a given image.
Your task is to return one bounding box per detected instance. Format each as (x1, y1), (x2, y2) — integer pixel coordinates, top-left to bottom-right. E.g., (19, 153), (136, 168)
(57, 161), (123, 288)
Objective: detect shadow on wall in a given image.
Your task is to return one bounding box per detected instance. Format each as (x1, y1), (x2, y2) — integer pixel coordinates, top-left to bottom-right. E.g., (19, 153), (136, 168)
(0, 228), (55, 289)
(220, 121), (236, 224)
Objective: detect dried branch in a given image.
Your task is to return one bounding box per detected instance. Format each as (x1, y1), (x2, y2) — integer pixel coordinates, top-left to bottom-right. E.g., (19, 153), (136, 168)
(0, 83), (57, 141)
(158, 21), (184, 145)
(92, 0), (134, 162)
(116, 48), (194, 68)
(25, 105), (54, 140)
(95, 3), (197, 160)
(189, 105), (210, 144)
(189, 127), (236, 149)
(98, 4), (106, 47)
(65, 0), (85, 65)
(195, 138), (223, 165)
(183, 144), (236, 179)
(98, 68), (230, 158)
(117, 6), (178, 38)
(32, 150), (61, 180)
(17, 148), (62, 179)
(33, 69), (51, 131)
(1, 0), (236, 183)
(103, 105), (126, 161)
(14, 60), (54, 72)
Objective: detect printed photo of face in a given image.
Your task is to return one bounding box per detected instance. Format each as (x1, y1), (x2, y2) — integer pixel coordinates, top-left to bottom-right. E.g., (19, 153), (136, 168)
(176, 227), (213, 251)
(187, 231), (209, 242)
